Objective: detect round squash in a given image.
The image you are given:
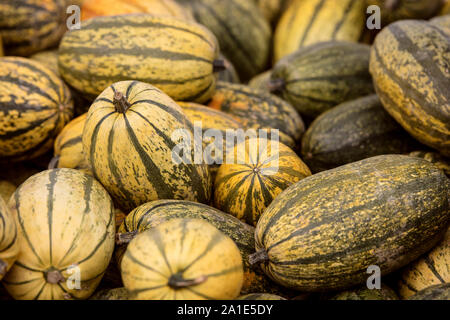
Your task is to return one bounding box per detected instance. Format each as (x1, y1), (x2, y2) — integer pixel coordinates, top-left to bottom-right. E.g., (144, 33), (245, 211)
(330, 285), (399, 300)
(251, 155), (450, 292)
(0, 197), (19, 280)
(409, 151), (450, 177)
(407, 283), (450, 300)
(370, 20), (450, 156)
(59, 14), (220, 103)
(0, 57), (74, 162)
(3, 169), (115, 300)
(214, 138), (311, 226)
(0, 180), (15, 203)
(238, 293), (286, 300)
(121, 218), (244, 300)
(82, 81), (211, 212)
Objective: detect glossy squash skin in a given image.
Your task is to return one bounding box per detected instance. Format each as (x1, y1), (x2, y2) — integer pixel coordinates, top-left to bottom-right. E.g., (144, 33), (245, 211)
(0, 197), (19, 280)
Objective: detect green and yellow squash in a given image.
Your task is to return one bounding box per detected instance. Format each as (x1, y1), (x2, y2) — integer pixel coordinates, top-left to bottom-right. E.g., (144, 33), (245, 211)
(409, 151), (450, 177)
(82, 81), (211, 212)
(3, 169), (115, 300)
(254, 0), (293, 25)
(0, 57), (74, 162)
(0, 197), (19, 280)
(238, 293), (286, 300)
(301, 95), (420, 172)
(330, 285), (399, 300)
(248, 70), (272, 91)
(407, 283), (450, 300)
(177, 0), (271, 81)
(30, 50), (59, 76)
(370, 20), (450, 156)
(214, 138), (311, 226)
(274, 0), (366, 62)
(121, 218), (243, 300)
(270, 41), (374, 118)
(0, 0), (67, 56)
(430, 14), (450, 34)
(398, 228), (449, 299)
(59, 14), (220, 103)
(251, 155), (450, 292)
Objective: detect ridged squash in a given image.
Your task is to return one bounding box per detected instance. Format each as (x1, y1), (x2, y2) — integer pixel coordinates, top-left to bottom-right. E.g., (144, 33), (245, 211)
(177, 0), (271, 80)
(0, 0), (67, 56)
(238, 293), (286, 300)
(248, 70), (272, 91)
(0, 57), (74, 162)
(81, 0), (194, 21)
(409, 151), (450, 177)
(398, 228), (449, 299)
(301, 95), (420, 172)
(82, 81), (211, 212)
(115, 200), (287, 295)
(59, 14), (220, 103)
(121, 218), (243, 300)
(214, 138), (311, 226)
(0, 197), (19, 280)
(0, 180), (15, 203)
(251, 155), (450, 292)
(274, 0), (366, 62)
(330, 285), (399, 300)
(3, 169), (115, 300)
(370, 20), (450, 156)
(408, 283), (450, 300)
(270, 41), (374, 118)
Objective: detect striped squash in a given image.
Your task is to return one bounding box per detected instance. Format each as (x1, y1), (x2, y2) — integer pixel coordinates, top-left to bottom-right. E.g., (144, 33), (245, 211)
(82, 81), (211, 212)
(0, 57), (74, 162)
(330, 285), (399, 300)
(238, 293), (286, 300)
(254, 0), (293, 25)
(408, 283), (450, 300)
(270, 41), (374, 118)
(51, 113), (91, 174)
(370, 20), (450, 156)
(30, 50), (59, 75)
(0, 180), (15, 203)
(59, 14), (220, 103)
(81, 0), (194, 21)
(274, 0), (366, 62)
(248, 70), (272, 91)
(208, 82), (305, 144)
(177, 0), (271, 81)
(3, 169), (115, 300)
(398, 228), (450, 299)
(0, 197), (19, 280)
(121, 218), (244, 300)
(214, 138), (311, 226)
(115, 200), (287, 295)
(301, 95), (420, 172)
(409, 151), (450, 177)
(251, 155), (450, 291)
(0, 0), (67, 56)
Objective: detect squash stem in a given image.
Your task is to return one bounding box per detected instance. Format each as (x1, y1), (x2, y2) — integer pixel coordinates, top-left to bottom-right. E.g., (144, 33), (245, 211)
(113, 91), (131, 114)
(213, 59), (226, 72)
(267, 78), (285, 93)
(46, 270), (65, 284)
(0, 259), (7, 276)
(48, 156), (60, 169)
(249, 249), (269, 265)
(168, 273), (208, 289)
(115, 231), (138, 245)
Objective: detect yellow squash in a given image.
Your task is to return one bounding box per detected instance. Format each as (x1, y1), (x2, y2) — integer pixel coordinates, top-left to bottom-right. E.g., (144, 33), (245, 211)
(0, 197), (19, 280)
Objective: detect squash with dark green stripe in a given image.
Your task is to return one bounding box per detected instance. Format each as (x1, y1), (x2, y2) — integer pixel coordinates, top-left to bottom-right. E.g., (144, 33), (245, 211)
(0, 197), (19, 280)
(409, 151), (450, 177)
(0, 0), (67, 56)
(330, 284), (399, 300)
(238, 293), (286, 300)
(301, 95), (420, 172)
(398, 227), (449, 299)
(270, 41), (374, 118)
(370, 20), (450, 157)
(407, 283), (450, 300)
(3, 169), (115, 300)
(30, 49), (59, 75)
(0, 57), (74, 162)
(58, 14), (220, 103)
(121, 218), (243, 300)
(274, 0), (366, 62)
(82, 81), (211, 212)
(208, 82), (305, 144)
(250, 155), (450, 292)
(214, 138), (311, 226)
(115, 199), (287, 295)
(177, 0), (271, 81)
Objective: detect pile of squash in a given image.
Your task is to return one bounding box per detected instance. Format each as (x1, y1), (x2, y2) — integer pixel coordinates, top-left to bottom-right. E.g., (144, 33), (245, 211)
(0, 0), (449, 300)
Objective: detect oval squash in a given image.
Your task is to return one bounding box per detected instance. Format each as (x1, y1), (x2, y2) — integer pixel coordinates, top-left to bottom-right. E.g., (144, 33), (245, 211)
(407, 283), (450, 300)
(3, 169), (115, 300)
(0, 197), (19, 280)
(251, 155), (450, 292)
(121, 218), (244, 300)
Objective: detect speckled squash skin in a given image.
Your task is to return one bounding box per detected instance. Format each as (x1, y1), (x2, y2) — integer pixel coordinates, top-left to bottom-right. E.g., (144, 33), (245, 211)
(214, 138), (311, 226)
(409, 151), (450, 177)
(301, 95), (420, 172)
(3, 169), (115, 300)
(271, 41), (374, 118)
(370, 20), (450, 157)
(0, 0), (67, 56)
(398, 228), (450, 299)
(0, 197), (19, 280)
(274, 0), (366, 62)
(58, 14), (219, 103)
(0, 57), (74, 162)
(82, 81), (211, 212)
(121, 218), (244, 300)
(407, 283), (450, 300)
(252, 155), (450, 292)
(116, 200), (287, 295)
(330, 284), (399, 300)
(238, 293), (286, 300)
(90, 287), (129, 300)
